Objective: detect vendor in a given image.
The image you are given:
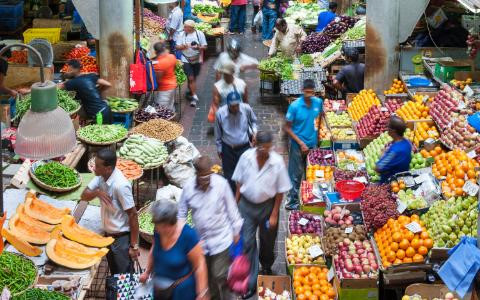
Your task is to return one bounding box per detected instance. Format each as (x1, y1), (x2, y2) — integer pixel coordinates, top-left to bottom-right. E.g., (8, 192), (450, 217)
(375, 116), (412, 183)
(0, 44), (18, 98)
(333, 47), (365, 94)
(316, 2), (337, 32)
(213, 38), (258, 80)
(268, 18), (307, 58)
(59, 59), (113, 124)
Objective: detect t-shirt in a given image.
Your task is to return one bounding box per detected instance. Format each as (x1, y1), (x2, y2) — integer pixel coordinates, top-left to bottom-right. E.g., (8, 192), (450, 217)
(178, 30), (207, 64)
(316, 11), (336, 32)
(376, 139), (412, 183)
(232, 0), (247, 5)
(213, 52), (258, 77)
(0, 58), (8, 76)
(335, 62), (365, 93)
(64, 73), (107, 117)
(285, 96), (323, 148)
(214, 77), (247, 105)
(167, 6), (184, 42)
(153, 53), (177, 91)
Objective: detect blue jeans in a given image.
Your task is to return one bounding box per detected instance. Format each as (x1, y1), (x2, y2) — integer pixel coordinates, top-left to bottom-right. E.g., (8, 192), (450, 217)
(262, 8), (277, 40)
(286, 141), (305, 208)
(229, 5), (246, 33)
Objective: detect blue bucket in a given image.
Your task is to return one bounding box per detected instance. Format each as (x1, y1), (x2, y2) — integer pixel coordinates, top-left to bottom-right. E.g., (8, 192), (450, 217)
(468, 112), (480, 132)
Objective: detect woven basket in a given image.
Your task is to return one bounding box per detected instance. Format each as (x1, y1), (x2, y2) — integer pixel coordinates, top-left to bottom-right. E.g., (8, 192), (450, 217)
(77, 133), (127, 146)
(111, 107), (137, 114)
(130, 120), (184, 143)
(138, 204), (154, 244)
(7, 252), (39, 296)
(29, 162), (82, 193)
(133, 112), (176, 124)
(68, 104), (81, 116)
(88, 157), (144, 181)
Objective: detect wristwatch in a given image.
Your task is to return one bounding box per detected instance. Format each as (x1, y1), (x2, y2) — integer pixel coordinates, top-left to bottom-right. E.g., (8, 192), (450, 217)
(130, 244), (139, 250)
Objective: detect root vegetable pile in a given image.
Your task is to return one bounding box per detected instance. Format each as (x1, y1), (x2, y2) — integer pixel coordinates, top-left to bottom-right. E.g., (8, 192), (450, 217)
(361, 184), (398, 230)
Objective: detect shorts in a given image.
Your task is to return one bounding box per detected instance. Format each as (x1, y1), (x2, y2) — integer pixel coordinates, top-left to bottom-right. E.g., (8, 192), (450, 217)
(183, 62), (201, 78)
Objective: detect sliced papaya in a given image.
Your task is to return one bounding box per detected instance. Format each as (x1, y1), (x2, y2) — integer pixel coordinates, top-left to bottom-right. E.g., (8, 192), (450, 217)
(8, 213), (50, 244)
(16, 204), (55, 232)
(24, 192), (71, 224)
(1, 227), (43, 257)
(46, 238), (107, 269)
(61, 215), (114, 247)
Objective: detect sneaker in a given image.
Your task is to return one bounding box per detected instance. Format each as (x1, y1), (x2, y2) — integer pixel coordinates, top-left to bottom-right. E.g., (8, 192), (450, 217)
(190, 100), (197, 107)
(263, 40), (272, 47)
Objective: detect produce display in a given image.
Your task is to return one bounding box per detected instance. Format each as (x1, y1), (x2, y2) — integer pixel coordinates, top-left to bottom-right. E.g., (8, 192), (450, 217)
(450, 78), (472, 90)
(429, 87), (462, 131)
(384, 98), (404, 113)
(284, 2), (322, 26)
(0, 252), (37, 295)
(323, 206), (355, 227)
(325, 111), (352, 127)
(331, 128), (356, 141)
(139, 207), (193, 235)
(289, 211), (323, 235)
(106, 97), (138, 112)
(118, 134), (168, 168)
(363, 132), (392, 180)
(1, 228), (42, 257)
(300, 181), (315, 204)
(89, 158), (142, 180)
(23, 193), (71, 225)
(334, 239), (378, 279)
(394, 188), (428, 210)
(323, 225), (367, 256)
(334, 169), (367, 181)
(411, 122), (439, 147)
(8, 50), (28, 64)
(336, 150), (364, 171)
(64, 46), (90, 60)
(384, 78), (406, 94)
(347, 89), (381, 121)
(61, 215), (114, 247)
(293, 267), (335, 300)
(12, 288), (70, 300)
(258, 288), (290, 300)
(193, 4), (223, 15)
(409, 152), (428, 170)
(175, 62), (187, 85)
(306, 165), (333, 182)
(135, 104), (175, 122)
(440, 115), (480, 150)
(361, 184), (399, 230)
(356, 105), (390, 138)
(421, 196), (477, 247)
(194, 22), (213, 33)
(307, 149), (334, 165)
(286, 235), (325, 265)
(374, 215), (432, 268)
(131, 117), (183, 142)
(402, 294), (459, 300)
(60, 55), (98, 73)
(299, 54), (314, 67)
(323, 16), (357, 38)
(323, 99), (346, 112)
(431, 149), (479, 197)
(15, 89), (80, 121)
(301, 32), (331, 54)
(77, 124), (128, 144)
(33, 162), (79, 189)
(396, 99), (430, 121)
(318, 120), (331, 140)
(143, 9), (167, 37)
(341, 20), (366, 40)
(420, 146), (445, 158)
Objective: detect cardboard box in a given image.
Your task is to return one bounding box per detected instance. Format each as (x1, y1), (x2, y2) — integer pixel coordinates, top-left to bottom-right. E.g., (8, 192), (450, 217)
(454, 71), (480, 82)
(333, 272), (378, 300)
(434, 60), (472, 82)
(257, 275), (291, 298)
(285, 235), (325, 275)
(404, 283), (461, 299)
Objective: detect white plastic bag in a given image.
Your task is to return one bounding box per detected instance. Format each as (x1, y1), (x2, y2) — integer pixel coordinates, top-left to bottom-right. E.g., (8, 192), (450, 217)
(163, 138), (200, 188)
(155, 184), (183, 202)
(254, 10), (263, 27)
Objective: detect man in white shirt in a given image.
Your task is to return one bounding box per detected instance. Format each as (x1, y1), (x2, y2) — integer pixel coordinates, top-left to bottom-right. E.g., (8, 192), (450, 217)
(232, 131), (292, 298)
(81, 149), (140, 274)
(213, 38), (258, 80)
(167, 1), (184, 58)
(178, 156), (243, 300)
(268, 18), (307, 58)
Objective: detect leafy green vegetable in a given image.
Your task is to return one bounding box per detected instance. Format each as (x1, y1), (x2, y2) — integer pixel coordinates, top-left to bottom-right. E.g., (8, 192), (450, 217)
(139, 208), (193, 234)
(107, 97), (138, 112)
(13, 288), (70, 300)
(299, 54), (314, 67)
(34, 162), (79, 188)
(284, 3), (324, 26)
(193, 4), (223, 15)
(259, 56), (295, 80)
(15, 89), (80, 121)
(194, 22), (213, 32)
(175, 63), (187, 85)
(341, 22), (366, 40)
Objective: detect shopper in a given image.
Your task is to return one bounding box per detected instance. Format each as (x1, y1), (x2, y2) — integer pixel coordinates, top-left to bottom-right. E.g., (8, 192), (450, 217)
(214, 39), (258, 80)
(251, 0), (261, 33)
(268, 18), (307, 58)
(178, 156), (243, 300)
(139, 200), (209, 300)
(284, 79), (323, 210)
(176, 20), (208, 107)
(152, 41), (177, 112)
(260, 0), (279, 42)
(215, 96), (258, 192)
(316, 2), (337, 32)
(0, 44), (20, 97)
(80, 149), (140, 274)
(213, 62), (248, 108)
(375, 116), (412, 183)
(333, 47), (365, 93)
(229, 0), (247, 34)
(60, 59), (113, 124)
(232, 131), (291, 298)
(167, 1), (184, 58)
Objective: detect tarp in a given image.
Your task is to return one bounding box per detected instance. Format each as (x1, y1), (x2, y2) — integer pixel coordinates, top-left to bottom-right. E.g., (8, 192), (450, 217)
(72, 0), (99, 39)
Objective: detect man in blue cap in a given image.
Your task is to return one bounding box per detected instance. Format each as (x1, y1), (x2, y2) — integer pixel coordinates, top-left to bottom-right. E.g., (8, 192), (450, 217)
(214, 90), (258, 192)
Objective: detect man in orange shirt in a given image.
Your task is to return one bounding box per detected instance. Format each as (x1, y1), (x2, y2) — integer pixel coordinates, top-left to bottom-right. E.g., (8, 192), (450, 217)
(152, 41), (178, 111)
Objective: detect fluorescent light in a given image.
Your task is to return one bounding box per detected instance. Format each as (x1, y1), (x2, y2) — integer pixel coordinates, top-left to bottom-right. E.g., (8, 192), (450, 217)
(458, 0), (480, 13)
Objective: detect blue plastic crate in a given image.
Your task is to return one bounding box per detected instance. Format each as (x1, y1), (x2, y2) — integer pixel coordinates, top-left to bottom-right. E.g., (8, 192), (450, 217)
(112, 112), (132, 129)
(0, 1), (23, 18)
(0, 16), (22, 31)
(1, 97), (17, 119)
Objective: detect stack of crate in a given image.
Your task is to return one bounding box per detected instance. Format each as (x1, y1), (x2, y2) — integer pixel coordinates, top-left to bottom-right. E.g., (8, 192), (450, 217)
(0, 1), (24, 32)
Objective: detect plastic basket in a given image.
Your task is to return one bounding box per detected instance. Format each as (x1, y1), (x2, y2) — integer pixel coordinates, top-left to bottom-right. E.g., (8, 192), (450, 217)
(335, 180), (365, 201)
(23, 28), (62, 44)
(0, 1), (23, 18)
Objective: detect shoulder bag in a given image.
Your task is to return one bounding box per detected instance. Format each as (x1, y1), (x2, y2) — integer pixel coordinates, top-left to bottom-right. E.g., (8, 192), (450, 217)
(153, 271), (193, 300)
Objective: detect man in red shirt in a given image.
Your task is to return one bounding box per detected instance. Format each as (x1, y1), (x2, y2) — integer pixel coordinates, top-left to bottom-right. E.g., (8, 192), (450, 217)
(229, 0), (247, 34)
(152, 41), (178, 111)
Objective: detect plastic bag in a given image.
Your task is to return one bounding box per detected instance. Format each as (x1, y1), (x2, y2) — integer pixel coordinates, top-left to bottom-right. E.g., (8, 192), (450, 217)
(253, 10), (262, 27)
(163, 138), (200, 188)
(155, 185), (183, 202)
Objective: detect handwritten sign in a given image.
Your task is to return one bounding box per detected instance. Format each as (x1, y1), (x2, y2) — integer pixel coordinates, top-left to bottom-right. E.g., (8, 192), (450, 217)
(308, 245), (324, 258)
(345, 227), (353, 234)
(298, 218), (309, 226)
(463, 181), (479, 196)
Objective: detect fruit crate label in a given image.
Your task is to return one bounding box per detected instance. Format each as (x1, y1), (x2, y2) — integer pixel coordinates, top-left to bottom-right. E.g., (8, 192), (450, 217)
(320, 183), (328, 189)
(346, 164), (355, 171)
(345, 227), (353, 234)
(380, 107), (388, 112)
(324, 154), (333, 159)
(327, 267), (335, 282)
(353, 176), (367, 183)
(313, 215), (322, 220)
(345, 130), (355, 135)
(457, 101), (466, 110)
(405, 221), (422, 233)
(315, 170), (325, 178)
(414, 173), (430, 184)
(308, 244), (324, 258)
(463, 181), (479, 196)
(468, 150), (477, 159)
(298, 218), (309, 226)
(396, 200), (407, 213)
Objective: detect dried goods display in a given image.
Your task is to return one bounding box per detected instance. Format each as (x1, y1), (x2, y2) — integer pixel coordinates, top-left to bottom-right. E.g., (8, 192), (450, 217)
(131, 119), (184, 142)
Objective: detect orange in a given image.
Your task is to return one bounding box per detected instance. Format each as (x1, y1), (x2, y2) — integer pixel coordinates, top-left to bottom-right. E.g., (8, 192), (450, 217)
(455, 169), (465, 179)
(399, 239), (409, 250)
(327, 288), (335, 297)
(396, 249), (406, 259)
(455, 178), (465, 188)
(406, 247), (416, 258)
(403, 257), (413, 263)
(387, 251), (396, 262)
(394, 258), (403, 265)
(420, 232), (429, 239)
(305, 290), (313, 298)
(413, 254), (424, 262)
(418, 246), (428, 256)
(405, 231), (415, 241)
(320, 295), (329, 300)
(312, 284), (321, 291)
(296, 287), (304, 295)
(384, 261), (391, 268)
(390, 242), (399, 252)
(320, 286), (328, 294)
(298, 294), (307, 300)
(411, 238), (421, 250)
(423, 238), (433, 249)
(392, 232), (402, 243)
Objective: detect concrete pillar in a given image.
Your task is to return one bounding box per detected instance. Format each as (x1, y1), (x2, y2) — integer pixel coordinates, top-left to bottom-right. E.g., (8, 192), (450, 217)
(99, 0), (134, 98)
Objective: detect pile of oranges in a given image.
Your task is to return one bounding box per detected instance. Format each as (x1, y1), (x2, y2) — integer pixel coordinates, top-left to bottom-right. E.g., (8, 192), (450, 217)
(432, 149), (480, 197)
(384, 78), (406, 95)
(347, 89), (381, 121)
(420, 146), (444, 158)
(306, 165), (334, 183)
(293, 266), (336, 300)
(395, 99), (430, 121)
(390, 180), (406, 193)
(412, 122), (439, 147)
(374, 215), (433, 268)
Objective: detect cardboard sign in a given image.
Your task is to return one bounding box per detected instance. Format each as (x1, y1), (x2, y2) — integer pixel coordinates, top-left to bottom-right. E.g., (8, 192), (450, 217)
(298, 218), (309, 226)
(463, 181), (479, 196)
(308, 245), (324, 258)
(405, 221), (422, 233)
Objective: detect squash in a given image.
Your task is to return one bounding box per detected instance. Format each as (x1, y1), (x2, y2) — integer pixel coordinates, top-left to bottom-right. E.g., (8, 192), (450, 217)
(61, 215), (114, 247)
(1, 227), (43, 257)
(24, 192), (71, 224)
(8, 213), (50, 244)
(16, 204), (55, 232)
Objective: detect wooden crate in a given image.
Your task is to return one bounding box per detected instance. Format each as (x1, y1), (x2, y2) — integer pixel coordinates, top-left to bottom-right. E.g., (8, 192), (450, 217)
(4, 65), (54, 89)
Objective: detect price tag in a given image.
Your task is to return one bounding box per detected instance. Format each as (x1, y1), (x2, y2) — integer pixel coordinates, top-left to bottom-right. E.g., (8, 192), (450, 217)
(313, 215), (322, 220)
(428, 130), (436, 136)
(403, 176), (416, 187)
(144, 105), (157, 114)
(345, 227), (353, 234)
(414, 173), (430, 184)
(315, 170), (325, 178)
(380, 107), (388, 112)
(464, 85), (475, 97)
(298, 218), (309, 226)
(458, 101), (466, 110)
(324, 154), (333, 159)
(308, 245), (324, 258)
(414, 187), (423, 198)
(333, 102), (341, 111)
(422, 95), (430, 103)
(345, 130), (355, 135)
(468, 150), (477, 159)
(320, 183), (328, 189)
(405, 221), (422, 233)
(396, 200), (407, 213)
(463, 181), (479, 196)
(327, 267), (335, 282)
(346, 164), (355, 171)
(353, 176), (368, 183)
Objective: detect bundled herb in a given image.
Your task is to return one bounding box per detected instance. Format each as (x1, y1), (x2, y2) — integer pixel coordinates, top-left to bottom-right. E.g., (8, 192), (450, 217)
(34, 162), (79, 188)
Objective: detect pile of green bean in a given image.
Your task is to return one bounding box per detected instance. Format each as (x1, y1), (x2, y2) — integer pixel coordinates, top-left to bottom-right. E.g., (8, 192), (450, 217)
(139, 208), (193, 234)
(13, 288), (69, 300)
(34, 162), (79, 188)
(14, 90), (80, 121)
(0, 252), (37, 295)
(77, 124), (128, 143)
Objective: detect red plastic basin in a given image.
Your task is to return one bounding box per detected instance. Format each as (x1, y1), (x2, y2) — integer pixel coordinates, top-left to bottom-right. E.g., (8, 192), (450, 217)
(335, 180), (365, 201)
